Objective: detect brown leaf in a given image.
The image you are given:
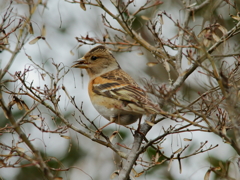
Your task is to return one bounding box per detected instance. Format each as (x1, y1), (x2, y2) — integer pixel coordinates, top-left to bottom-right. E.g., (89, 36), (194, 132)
(110, 171), (118, 179)
(230, 14), (240, 21)
(164, 60), (170, 72)
(217, 25), (228, 35)
(60, 135), (71, 139)
(174, 148), (182, 154)
(29, 36), (41, 44)
(154, 152), (160, 162)
(21, 100), (29, 111)
(28, 22), (34, 34)
(16, 147), (25, 153)
(204, 170), (211, 180)
(29, 115), (41, 121)
(141, 15), (150, 20)
(168, 158), (173, 171)
(159, 14), (164, 24)
(147, 62), (158, 67)
(41, 25), (46, 37)
(109, 131), (118, 142)
(80, 0), (86, 11)
(145, 120), (155, 126)
(212, 33), (220, 42)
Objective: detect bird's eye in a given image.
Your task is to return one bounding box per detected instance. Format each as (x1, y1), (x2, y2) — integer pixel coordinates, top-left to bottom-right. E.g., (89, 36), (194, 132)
(91, 56), (97, 61)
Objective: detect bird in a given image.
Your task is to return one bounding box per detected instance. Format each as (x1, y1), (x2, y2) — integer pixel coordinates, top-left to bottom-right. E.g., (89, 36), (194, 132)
(72, 45), (162, 129)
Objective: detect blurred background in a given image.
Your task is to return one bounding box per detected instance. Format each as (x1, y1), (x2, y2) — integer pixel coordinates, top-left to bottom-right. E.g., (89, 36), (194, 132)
(0, 0), (239, 180)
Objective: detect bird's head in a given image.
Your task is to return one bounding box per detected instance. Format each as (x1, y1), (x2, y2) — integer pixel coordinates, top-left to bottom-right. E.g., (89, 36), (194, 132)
(72, 45), (120, 79)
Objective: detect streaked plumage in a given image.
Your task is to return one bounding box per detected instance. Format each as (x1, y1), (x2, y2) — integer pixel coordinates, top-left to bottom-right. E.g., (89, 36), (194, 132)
(72, 45), (161, 126)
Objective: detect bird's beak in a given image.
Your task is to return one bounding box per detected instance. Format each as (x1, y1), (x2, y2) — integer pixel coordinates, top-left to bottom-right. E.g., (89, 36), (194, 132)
(72, 57), (89, 69)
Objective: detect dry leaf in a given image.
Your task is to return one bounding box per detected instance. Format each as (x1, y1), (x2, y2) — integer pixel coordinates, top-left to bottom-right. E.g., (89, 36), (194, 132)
(60, 135), (71, 139)
(212, 33), (220, 42)
(154, 152), (159, 162)
(174, 148), (182, 154)
(29, 36), (41, 44)
(218, 25), (228, 35)
(13, 96), (27, 110)
(141, 15), (150, 20)
(168, 158), (173, 171)
(80, 0), (86, 11)
(230, 14), (240, 21)
(16, 147), (25, 153)
(204, 170), (211, 180)
(110, 171), (118, 179)
(203, 39), (211, 47)
(41, 25), (46, 36)
(147, 62), (158, 67)
(164, 60), (170, 72)
(118, 151), (127, 158)
(159, 14), (164, 24)
(29, 115), (41, 121)
(109, 131), (118, 142)
(145, 120), (155, 126)
(41, 73), (46, 80)
(21, 101), (29, 111)
(28, 22), (34, 34)
(183, 138), (192, 141)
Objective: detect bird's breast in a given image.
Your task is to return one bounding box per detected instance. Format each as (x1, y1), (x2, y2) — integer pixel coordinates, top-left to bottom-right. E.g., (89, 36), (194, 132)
(88, 82), (140, 125)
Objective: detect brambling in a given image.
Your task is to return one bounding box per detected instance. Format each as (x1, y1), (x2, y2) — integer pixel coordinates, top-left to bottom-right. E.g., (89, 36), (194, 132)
(72, 45), (162, 128)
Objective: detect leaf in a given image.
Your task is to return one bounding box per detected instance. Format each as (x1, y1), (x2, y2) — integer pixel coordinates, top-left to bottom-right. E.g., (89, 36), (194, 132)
(159, 14), (164, 24)
(141, 15), (150, 20)
(41, 73), (46, 80)
(80, 0), (86, 11)
(13, 96), (27, 110)
(198, 29), (207, 38)
(147, 62), (158, 67)
(154, 152), (159, 162)
(204, 170), (211, 180)
(183, 138), (192, 141)
(168, 158), (173, 171)
(145, 120), (155, 126)
(174, 148), (182, 154)
(212, 33), (220, 42)
(21, 100), (29, 111)
(60, 135), (71, 139)
(109, 131), (118, 142)
(164, 60), (170, 72)
(110, 171), (118, 179)
(16, 147), (25, 153)
(29, 36), (41, 44)
(41, 25), (46, 37)
(203, 39), (211, 47)
(29, 115), (41, 121)
(28, 22), (34, 34)
(217, 25), (228, 35)
(230, 14), (240, 21)
(118, 151), (127, 158)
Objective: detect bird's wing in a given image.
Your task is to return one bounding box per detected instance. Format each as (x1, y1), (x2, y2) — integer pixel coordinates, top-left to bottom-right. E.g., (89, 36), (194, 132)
(92, 69), (161, 114)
